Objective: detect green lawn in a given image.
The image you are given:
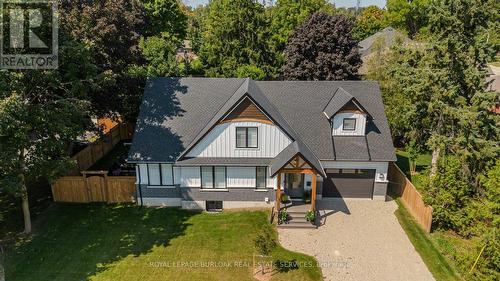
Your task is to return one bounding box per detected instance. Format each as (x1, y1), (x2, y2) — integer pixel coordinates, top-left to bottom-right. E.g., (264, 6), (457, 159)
(394, 199), (462, 281)
(5, 204), (322, 281)
(0, 191), (23, 241)
(395, 150), (432, 192)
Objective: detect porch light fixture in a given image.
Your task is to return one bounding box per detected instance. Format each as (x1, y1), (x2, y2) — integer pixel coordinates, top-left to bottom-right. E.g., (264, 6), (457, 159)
(378, 173), (385, 181)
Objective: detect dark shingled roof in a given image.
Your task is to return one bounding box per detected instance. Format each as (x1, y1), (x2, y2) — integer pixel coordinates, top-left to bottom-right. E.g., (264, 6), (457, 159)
(323, 87), (371, 119)
(128, 78), (396, 168)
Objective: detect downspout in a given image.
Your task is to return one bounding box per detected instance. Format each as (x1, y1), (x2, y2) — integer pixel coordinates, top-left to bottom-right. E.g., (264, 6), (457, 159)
(136, 164), (143, 208)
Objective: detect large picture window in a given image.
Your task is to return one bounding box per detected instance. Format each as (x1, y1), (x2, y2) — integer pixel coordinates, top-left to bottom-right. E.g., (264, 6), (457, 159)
(236, 127), (258, 148)
(201, 166), (214, 188)
(201, 166), (227, 189)
(147, 164), (161, 186)
(256, 167), (267, 189)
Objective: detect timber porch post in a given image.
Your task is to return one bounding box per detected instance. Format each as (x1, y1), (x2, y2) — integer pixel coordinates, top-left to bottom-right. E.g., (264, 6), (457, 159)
(311, 173), (317, 211)
(276, 173), (282, 211)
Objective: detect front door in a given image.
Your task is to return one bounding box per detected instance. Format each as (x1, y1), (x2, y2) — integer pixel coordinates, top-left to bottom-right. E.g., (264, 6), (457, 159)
(284, 173), (304, 198)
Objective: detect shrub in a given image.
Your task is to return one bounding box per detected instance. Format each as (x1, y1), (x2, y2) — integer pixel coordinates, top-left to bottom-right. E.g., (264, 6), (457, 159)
(279, 210), (288, 224)
(254, 227), (277, 256)
(305, 210), (315, 222)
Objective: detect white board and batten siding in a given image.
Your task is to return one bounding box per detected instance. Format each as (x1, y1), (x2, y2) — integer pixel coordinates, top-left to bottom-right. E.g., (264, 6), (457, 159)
(186, 122), (292, 158)
(332, 112), (367, 136)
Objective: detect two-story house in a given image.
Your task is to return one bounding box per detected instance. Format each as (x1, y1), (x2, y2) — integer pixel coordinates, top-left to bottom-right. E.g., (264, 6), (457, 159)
(127, 78), (396, 211)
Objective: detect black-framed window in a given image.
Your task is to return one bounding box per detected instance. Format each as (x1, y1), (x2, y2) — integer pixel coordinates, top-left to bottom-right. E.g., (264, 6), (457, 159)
(236, 127), (258, 148)
(256, 167), (267, 189)
(342, 118), (356, 131)
(206, 201), (223, 211)
(201, 166), (227, 189)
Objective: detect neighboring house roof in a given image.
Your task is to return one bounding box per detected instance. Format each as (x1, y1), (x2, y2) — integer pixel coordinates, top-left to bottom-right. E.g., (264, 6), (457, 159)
(128, 78), (396, 167)
(358, 27), (411, 58)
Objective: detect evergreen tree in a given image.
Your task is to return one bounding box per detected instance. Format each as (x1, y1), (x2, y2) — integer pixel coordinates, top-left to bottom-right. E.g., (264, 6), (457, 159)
(200, 0), (276, 78)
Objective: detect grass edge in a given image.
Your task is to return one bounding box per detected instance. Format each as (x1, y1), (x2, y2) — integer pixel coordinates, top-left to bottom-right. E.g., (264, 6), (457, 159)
(394, 198), (462, 281)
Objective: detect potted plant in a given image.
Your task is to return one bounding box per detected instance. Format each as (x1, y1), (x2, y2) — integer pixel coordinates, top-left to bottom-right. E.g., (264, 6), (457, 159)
(279, 209), (289, 224)
(305, 210), (316, 223)
(280, 194), (291, 204)
(302, 190), (311, 204)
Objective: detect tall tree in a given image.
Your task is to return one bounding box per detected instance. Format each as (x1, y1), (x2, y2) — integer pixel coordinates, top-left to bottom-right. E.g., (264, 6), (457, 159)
(0, 41), (103, 234)
(60, 0), (147, 119)
(186, 5), (207, 54)
(128, 33), (183, 78)
(381, 0), (499, 180)
(268, 0), (333, 58)
(200, 0), (276, 78)
(140, 0), (188, 38)
(282, 12), (361, 80)
(385, 0), (430, 38)
(352, 5), (387, 40)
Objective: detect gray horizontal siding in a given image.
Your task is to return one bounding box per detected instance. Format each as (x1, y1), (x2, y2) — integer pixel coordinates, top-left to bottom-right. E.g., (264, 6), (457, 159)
(137, 184), (275, 201)
(138, 184), (182, 198)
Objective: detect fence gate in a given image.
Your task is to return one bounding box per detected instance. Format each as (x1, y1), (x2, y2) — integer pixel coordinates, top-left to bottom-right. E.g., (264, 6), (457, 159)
(86, 175), (107, 202)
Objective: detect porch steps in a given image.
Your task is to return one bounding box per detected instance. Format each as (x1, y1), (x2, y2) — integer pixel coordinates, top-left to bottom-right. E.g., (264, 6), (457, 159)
(277, 210), (316, 229)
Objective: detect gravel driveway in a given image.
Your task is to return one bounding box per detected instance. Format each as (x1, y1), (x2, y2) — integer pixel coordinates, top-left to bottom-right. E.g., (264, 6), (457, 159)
(278, 199), (435, 281)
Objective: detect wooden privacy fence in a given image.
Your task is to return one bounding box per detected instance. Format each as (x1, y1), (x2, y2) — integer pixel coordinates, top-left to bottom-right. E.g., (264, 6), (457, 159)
(388, 162), (433, 233)
(70, 122), (134, 174)
(52, 172), (136, 203)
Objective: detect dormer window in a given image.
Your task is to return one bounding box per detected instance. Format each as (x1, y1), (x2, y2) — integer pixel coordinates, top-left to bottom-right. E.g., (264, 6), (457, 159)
(236, 127), (258, 148)
(343, 118), (356, 131)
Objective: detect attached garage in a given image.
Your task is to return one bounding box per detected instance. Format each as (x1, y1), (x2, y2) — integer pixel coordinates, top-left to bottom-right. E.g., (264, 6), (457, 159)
(322, 169), (375, 198)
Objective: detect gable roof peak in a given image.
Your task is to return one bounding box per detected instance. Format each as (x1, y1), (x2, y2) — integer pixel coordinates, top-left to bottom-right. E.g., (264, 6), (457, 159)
(323, 87), (371, 119)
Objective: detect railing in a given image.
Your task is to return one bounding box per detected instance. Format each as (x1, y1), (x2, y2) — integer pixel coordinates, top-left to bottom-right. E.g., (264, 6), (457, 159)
(388, 162), (433, 233)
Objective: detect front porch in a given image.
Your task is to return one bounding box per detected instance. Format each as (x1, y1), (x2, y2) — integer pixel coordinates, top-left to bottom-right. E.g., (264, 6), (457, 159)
(273, 154), (321, 228)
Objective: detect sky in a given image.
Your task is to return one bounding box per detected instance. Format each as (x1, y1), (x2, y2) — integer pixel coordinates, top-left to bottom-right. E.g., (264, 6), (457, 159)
(182, 0), (386, 8)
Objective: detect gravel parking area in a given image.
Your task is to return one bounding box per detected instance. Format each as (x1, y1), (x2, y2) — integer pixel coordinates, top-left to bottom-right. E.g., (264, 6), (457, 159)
(278, 199), (435, 281)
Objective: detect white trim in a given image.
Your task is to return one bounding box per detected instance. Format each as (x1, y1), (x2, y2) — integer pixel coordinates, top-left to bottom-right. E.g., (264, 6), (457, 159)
(146, 185), (176, 189)
(200, 189), (229, 192)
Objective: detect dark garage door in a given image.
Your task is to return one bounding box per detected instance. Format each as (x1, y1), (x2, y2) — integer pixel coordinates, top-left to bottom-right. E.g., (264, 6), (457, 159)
(322, 169), (375, 198)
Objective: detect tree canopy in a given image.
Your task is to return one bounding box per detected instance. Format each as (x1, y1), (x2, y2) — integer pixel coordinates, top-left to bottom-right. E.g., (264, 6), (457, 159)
(385, 0), (430, 38)
(282, 12), (361, 80)
(199, 0), (276, 78)
(268, 0), (333, 55)
(352, 5), (387, 40)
